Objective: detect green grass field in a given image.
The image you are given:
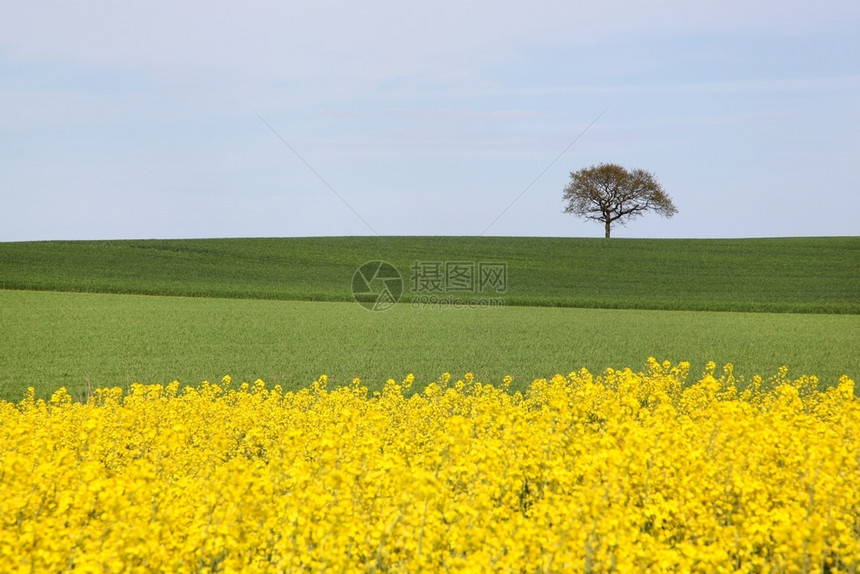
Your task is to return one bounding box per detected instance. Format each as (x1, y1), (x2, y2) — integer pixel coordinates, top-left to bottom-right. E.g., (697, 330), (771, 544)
(1, 289), (857, 402)
(1, 236), (857, 401)
(1, 236), (858, 312)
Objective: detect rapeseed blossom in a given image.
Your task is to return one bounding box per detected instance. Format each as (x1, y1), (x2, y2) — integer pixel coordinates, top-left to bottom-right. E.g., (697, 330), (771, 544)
(0, 360), (857, 572)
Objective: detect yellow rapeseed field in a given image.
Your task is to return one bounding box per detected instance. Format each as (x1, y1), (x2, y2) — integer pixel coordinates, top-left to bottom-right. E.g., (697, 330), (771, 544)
(1, 360), (858, 573)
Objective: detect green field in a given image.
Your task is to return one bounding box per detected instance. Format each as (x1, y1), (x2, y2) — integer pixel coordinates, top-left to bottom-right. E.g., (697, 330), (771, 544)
(1, 236), (858, 312)
(1, 236), (857, 401)
(1, 289), (857, 402)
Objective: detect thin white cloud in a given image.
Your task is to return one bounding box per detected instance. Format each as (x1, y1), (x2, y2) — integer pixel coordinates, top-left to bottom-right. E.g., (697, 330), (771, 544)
(482, 74), (860, 97)
(2, 1), (856, 78)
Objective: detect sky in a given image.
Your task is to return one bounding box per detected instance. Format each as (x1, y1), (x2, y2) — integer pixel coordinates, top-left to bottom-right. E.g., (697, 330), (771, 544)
(1, 1), (859, 241)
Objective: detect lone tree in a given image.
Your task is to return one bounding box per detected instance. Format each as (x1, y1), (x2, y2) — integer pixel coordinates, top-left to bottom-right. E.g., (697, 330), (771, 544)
(562, 163), (677, 238)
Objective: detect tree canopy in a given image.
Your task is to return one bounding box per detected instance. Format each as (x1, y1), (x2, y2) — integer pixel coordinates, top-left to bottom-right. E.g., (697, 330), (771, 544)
(562, 163), (677, 238)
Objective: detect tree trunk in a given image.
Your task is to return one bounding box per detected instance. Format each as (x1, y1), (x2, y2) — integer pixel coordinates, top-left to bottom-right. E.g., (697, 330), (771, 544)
(605, 220), (611, 238)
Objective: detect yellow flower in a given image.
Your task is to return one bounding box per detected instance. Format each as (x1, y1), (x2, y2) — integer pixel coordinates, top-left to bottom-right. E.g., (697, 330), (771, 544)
(0, 364), (857, 572)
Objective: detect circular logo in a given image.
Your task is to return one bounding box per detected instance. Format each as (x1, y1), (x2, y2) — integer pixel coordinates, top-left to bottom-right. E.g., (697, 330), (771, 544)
(351, 261), (403, 311)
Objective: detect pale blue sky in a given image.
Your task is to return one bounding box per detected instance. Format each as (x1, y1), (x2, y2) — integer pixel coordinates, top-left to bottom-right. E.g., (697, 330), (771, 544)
(2, 1), (858, 241)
